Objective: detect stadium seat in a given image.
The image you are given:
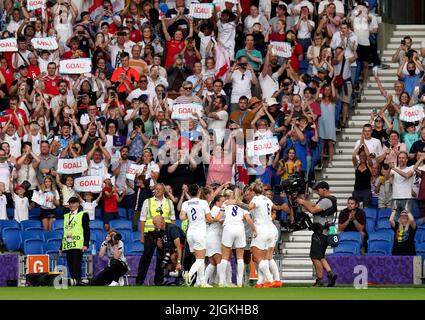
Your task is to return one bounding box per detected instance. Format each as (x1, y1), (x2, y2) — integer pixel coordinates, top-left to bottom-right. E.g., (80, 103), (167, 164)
(132, 231), (140, 243)
(415, 230), (425, 244)
(416, 243), (425, 261)
(377, 219), (392, 231)
(127, 209), (135, 220)
(56, 207), (65, 220)
(22, 230), (44, 242)
(369, 231), (394, 243)
(7, 208), (14, 219)
(125, 242), (144, 255)
(29, 207), (40, 220)
(339, 231), (362, 247)
(363, 208), (377, 220)
(411, 206), (420, 219)
(119, 230), (133, 243)
(45, 242), (60, 255)
(52, 220), (64, 231)
(0, 220), (20, 237)
(23, 239), (45, 255)
(109, 220), (132, 231)
(20, 220), (43, 231)
(2, 227), (22, 251)
(378, 208), (392, 219)
(332, 243), (360, 256)
(95, 208), (102, 220)
(46, 239), (61, 251)
(90, 220), (104, 231)
(371, 197), (378, 208)
(366, 217), (376, 234)
(118, 208), (128, 220)
(90, 230), (106, 249)
(366, 240), (392, 256)
(44, 231), (63, 243)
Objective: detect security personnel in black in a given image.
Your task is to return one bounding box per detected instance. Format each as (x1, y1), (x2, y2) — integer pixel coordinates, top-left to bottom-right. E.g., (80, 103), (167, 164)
(136, 184), (176, 285)
(60, 197), (90, 286)
(296, 181), (338, 287)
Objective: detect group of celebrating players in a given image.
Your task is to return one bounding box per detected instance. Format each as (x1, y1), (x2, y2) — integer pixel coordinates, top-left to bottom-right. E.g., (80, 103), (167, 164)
(180, 181), (283, 288)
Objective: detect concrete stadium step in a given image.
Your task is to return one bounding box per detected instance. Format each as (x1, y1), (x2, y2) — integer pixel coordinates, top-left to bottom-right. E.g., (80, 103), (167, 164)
(324, 180), (355, 186)
(333, 154), (353, 160)
(283, 248), (333, 256)
(375, 69), (399, 75)
(355, 108), (385, 115)
(331, 161), (355, 167)
(281, 271), (313, 278)
(342, 128), (362, 134)
(395, 25), (425, 30)
(281, 259), (313, 267)
(393, 30), (425, 36)
(283, 242), (311, 249)
(291, 230), (313, 236)
(288, 235), (311, 242)
(387, 42), (424, 49)
(357, 102), (386, 107)
(321, 173), (355, 180)
(337, 141), (356, 148)
(351, 115), (375, 121)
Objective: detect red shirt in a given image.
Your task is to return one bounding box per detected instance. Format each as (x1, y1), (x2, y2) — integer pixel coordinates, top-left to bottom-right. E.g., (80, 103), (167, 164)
(129, 29), (141, 43)
(63, 50), (87, 60)
(290, 43), (303, 73)
(103, 186), (118, 213)
(28, 65), (41, 80)
(1, 67), (14, 89)
(4, 108), (28, 128)
(111, 67), (140, 93)
(165, 40), (185, 69)
(43, 75), (62, 96)
(269, 33), (286, 42)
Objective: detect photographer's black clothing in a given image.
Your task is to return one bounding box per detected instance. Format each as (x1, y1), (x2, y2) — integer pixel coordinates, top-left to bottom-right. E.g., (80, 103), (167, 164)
(136, 232), (165, 285)
(92, 259), (128, 286)
(66, 249), (83, 281)
(310, 233), (329, 260)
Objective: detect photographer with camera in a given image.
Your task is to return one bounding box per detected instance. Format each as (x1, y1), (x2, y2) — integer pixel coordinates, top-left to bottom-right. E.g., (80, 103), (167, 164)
(296, 181), (338, 287)
(92, 229), (128, 286)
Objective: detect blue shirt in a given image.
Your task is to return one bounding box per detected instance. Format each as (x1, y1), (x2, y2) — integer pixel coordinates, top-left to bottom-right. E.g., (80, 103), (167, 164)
(403, 74), (421, 97)
(235, 49), (263, 71)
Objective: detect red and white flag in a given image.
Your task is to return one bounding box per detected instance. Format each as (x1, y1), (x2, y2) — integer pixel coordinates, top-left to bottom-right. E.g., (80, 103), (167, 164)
(214, 42), (231, 81)
(89, 0), (104, 19)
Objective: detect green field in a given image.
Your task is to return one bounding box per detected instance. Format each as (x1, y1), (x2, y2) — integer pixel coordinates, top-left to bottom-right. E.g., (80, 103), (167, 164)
(0, 286), (424, 300)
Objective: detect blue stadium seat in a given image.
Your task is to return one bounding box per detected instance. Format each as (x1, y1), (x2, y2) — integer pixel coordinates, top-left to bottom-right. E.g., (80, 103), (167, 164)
(339, 231), (362, 247)
(0, 220), (20, 237)
(366, 217), (376, 234)
(45, 239), (61, 251)
(119, 230), (133, 243)
(2, 227), (21, 251)
(56, 207), (65, 220)
(23, 239), (45, 255)
(125, 242), (144, 255)
(109, 220), (132, 231)
(127, 209), (135, 220)
(95, 208), (102, 220)
(332, 243), (360, 256)
(20, 220), (43, 231)
(132, 231), (140, 243)
(21, 231), (44, 249)
(29, 207), (40, 220)
(90, 230), (106, 249)
(90, 220), (104, 231)
(366, 240), (392, 256)
(416, 243), (425, 261)
(45, 242), (60, 255)
(377, 219), (392, 231)
(52, 220), (64, 231)
(411, 206), (420, 219)
(363, 208), (377, 220)
(118, 208), (128, 220)
(369, 231), (394, 243)
(415, 230), (425, 244)
(44, 231), (63, 243)
(371, 197), (378, 208)
(378, 208), (392, 219)
(7, 208), (14, 219)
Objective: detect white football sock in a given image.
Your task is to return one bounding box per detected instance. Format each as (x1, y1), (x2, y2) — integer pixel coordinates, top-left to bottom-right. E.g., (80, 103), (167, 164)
(217, 259), (228, 285)
(196, 259), (206, 284)
(226, 261), (232, 284)
(236, 259), (244, 287)
(205, 264), (216, 284)
(269, 259), (280, 281)
(259, 260), (273, 282)
(256, 263), (264, 284)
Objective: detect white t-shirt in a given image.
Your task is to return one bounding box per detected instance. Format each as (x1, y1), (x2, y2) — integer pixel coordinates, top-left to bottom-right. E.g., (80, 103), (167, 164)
(222, 204), (248, 227)
(207, 205), (223, 235)
(294, 18), (315, 39)
(259, 72), (279, 100)
(0, 163), (11, 193)
(353, 137), (383, 158)
(23, 133), (46, 156)
(182, 198), (210, 233)
(217, 21), (236, 54)
(318, 0), (345, 15)
(391, 166), (414, 199)
(50, 94), (76, 110)
(126, 88), (155, 103)
(87, 159), (108, 178)
(251, 195), (273, 226)
(82, 200), (98, 221)
(230, 70), (253, 103)
(0, 194), (7, 220)
(13, 194), (29, 222)
(208, 110), (228, 145)
(352, 16), (370, 46)
(4, 132), (21, 158)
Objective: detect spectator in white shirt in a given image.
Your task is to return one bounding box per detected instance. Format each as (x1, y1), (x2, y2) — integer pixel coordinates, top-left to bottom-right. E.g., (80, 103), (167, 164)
(293, 5), (315, 53)
(244, 5), (270, 34)
(6, 8), (24, 36)
(259, 46), (286, 100)
(318, 0), (345, 18)
(354, 124), (383, 161)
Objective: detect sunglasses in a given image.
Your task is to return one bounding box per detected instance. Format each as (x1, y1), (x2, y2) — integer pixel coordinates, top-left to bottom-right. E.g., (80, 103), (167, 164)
(140, 79), (148, 83)
(184, 87), (193, 90)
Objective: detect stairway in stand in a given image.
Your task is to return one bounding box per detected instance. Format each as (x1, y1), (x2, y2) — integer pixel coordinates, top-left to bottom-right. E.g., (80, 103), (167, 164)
(280, 24), (425, 284)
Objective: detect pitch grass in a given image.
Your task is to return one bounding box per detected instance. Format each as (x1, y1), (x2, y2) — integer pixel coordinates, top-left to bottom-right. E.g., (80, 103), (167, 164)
(0, 285), (424, 300)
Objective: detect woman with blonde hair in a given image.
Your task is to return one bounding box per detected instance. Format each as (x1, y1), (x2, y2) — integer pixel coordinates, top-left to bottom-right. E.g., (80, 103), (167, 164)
(39, 175), (60, 231)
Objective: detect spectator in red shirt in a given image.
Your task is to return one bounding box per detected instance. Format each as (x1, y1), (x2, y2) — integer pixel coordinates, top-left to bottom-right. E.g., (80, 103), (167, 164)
(27, 53), (41, 80)
(161, 16), (193, 69)
(102, 175), (124, 231)
(125, 17), (141, 43)
(63, 37), (88, 60)
(4, 96), (28, 131)
(111, 52), (140, 97)
(286, 30), (303, 73)
(0, 57), (14, 90)
(42, 62), (62, 98)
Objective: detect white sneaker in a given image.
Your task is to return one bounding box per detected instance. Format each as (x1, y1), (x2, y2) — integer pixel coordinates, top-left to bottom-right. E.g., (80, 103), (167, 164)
(183, 271), (191, 287)
(200, 283), (213, 288)
(226, 283), (237, 288)
(118, 277), (125, 286)
(328, 162), (333, 168)
(109, 281), (119, 286)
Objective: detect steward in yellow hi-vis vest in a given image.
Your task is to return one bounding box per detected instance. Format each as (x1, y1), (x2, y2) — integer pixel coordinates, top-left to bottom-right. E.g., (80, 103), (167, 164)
(61, 197), (90, 285)
(136, 184), (176, 285)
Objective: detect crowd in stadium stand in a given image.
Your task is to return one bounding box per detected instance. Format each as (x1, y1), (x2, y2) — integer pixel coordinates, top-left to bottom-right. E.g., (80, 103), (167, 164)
(0, 0), (424, 279)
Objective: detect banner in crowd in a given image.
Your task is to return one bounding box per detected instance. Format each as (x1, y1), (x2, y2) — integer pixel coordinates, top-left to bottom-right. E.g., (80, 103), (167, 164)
(59, 58), (92, 74)
(246, 137), (280, 157)
(31, 37), (58, 50)
(271, 42), (292, 58)
(125, 164), (144, 181)
(57, 156), (88, 174)
(189, 3), (213, 19)
(171, 103), (203, 120)
(74, 176), (103, 192)
(27, 0), (45, 11)
(0, 38), (17, 52)
(399, 104), (425, 122)
(31, 191), (45, 206)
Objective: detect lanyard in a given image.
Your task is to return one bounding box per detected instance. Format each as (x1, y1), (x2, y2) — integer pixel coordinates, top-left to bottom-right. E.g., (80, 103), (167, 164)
(239, 111), (248, 126)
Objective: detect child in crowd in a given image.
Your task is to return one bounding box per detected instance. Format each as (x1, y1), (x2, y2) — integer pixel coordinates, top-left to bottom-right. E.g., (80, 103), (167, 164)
(39, 175), (60, 231)
(375, 163), (392, 208)
(55, 174), (76, 213)
(12, 184), (31, 222)
(76, 192), (102, 221)
(102, 175), (124, 231)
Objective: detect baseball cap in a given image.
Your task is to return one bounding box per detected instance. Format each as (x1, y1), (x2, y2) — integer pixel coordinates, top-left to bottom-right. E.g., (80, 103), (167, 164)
(313, 181), (330, 190)
(278, 1), (288, 8)
(266, 97), (279, 107)
(68, 196), (79, 204)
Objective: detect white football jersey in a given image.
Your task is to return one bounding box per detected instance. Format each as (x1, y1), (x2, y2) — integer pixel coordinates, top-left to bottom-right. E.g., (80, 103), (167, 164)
(222, 203), (248, 227)
(207, 205), (223, 235)
(251, 195), (274, 226)
(182, 198), (210, 232)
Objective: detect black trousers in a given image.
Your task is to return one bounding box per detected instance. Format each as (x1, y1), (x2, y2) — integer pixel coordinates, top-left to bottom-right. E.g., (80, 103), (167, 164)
(92, 259), (128, 286)
(66, 249), (83, 281)
(136, 233), (165, 285)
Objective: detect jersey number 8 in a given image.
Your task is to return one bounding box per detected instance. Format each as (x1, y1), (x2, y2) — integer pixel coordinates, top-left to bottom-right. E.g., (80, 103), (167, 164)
(191, 208), (197, 221)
